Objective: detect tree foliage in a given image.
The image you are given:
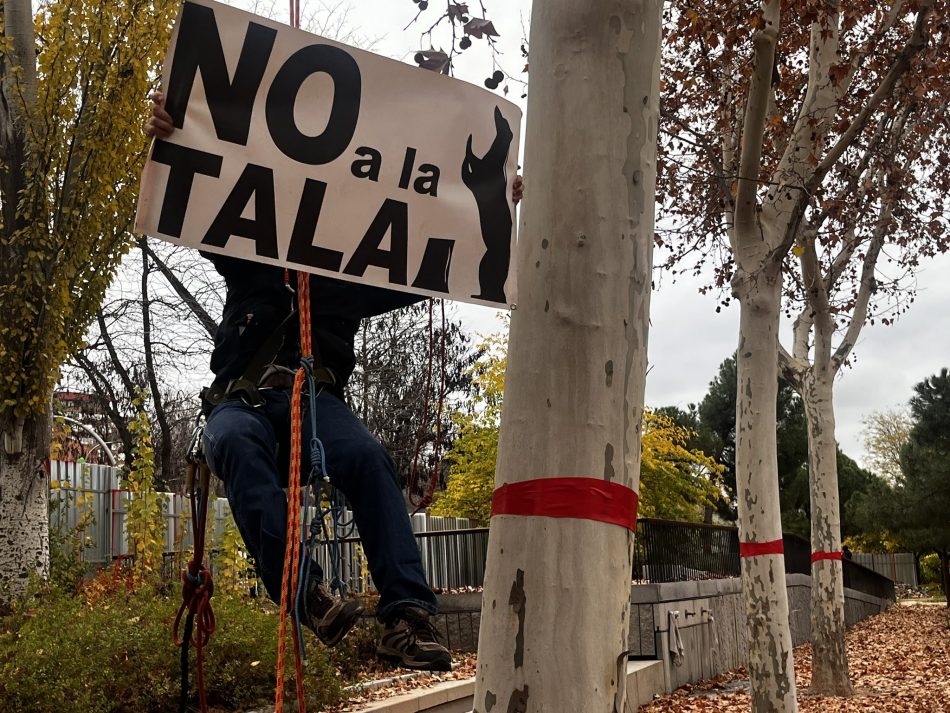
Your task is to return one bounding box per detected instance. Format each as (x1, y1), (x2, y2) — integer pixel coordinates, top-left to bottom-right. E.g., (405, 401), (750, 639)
(435, 328), (724, 525)
(0, 0), (177, 432)
(121, 397), (166, 584)
(894, 368), (950, 556)
(639, 412), (723, 521)
(861, 407), (912, 484)
(660, 0), (948, 315)
(852, 368), (950, 576)
(430, 326), (505, 524)
(0, 0), (178, 600)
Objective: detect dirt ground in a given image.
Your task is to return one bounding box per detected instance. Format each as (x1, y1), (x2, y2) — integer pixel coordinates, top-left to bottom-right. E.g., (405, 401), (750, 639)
(640, 603), (950, 713)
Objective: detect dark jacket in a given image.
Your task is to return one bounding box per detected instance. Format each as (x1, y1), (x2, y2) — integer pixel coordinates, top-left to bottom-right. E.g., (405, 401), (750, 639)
(206, 254), (424, 394)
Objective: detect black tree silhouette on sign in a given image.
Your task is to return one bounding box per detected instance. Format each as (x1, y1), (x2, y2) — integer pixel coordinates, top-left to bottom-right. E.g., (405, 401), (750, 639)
(462, 106), (513, 304)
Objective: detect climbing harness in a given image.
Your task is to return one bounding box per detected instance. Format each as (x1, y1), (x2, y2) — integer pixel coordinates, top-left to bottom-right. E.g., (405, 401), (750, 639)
(173, 416), (216, 713)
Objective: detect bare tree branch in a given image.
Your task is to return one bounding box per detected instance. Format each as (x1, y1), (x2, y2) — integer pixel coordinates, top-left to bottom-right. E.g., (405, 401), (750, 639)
(733, 0), (780, 266)
(141, 241), (218, 338)
(809, 2), (932, 195)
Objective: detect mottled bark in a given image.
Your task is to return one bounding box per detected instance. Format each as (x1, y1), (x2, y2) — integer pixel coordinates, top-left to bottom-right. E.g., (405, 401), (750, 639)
(733, 266), (798, 712)
(473, 2), (661, 711)
(802, 368), (852, 695)
(0, 0), (47, 604)
(0, 410), (51, 603)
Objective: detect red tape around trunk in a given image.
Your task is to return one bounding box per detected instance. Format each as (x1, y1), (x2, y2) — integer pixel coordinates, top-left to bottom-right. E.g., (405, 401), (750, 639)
(811, 550), (843, 562)
(739, 538), (785, 558)
(491, 477), (639, 532)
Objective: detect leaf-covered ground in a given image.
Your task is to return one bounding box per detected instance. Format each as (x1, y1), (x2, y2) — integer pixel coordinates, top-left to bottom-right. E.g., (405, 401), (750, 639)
(641, 603), (950, 713)
(329, 655), (476, 711)
(327, 604), (949, 712)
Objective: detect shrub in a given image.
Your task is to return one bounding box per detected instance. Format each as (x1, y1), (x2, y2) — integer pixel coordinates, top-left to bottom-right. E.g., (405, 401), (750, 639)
(918, 553), (947, 598)
(920, 553), (941, 584)
(0, 580), (348, 713)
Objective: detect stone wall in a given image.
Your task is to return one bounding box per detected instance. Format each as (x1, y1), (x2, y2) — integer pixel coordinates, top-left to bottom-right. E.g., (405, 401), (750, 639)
(633, 574), (892, 694)
(416, 573), (891, 702)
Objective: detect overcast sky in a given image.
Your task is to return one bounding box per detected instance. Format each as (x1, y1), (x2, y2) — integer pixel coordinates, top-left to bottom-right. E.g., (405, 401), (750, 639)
(216, 0), (950, 467)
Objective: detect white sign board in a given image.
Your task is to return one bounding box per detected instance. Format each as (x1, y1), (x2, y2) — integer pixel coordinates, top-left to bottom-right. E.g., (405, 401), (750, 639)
(135, 0), (521, 308)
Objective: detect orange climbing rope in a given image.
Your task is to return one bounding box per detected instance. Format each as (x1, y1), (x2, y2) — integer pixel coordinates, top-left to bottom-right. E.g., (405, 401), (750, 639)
(275, 269), (309, 713)
(275, 3), (306, 709)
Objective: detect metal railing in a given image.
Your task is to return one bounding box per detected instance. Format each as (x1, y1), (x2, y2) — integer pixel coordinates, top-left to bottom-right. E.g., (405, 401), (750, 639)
(633, 518), (741, 582)
(290, 526), (491, 595)
(775, 532), (896, 601)
(50, 462), (896, 601)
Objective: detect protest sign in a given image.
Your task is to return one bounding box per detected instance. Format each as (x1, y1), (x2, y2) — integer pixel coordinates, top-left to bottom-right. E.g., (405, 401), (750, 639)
(135, 0), (522, 307)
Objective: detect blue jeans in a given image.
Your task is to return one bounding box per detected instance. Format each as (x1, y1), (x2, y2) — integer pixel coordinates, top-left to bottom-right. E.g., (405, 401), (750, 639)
(203, 388), (437, 622)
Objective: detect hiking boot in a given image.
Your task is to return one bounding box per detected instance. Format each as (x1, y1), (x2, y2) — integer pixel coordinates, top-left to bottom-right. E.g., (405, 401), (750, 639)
(377, 606), (452, 672)
(300, 580), (363, 647)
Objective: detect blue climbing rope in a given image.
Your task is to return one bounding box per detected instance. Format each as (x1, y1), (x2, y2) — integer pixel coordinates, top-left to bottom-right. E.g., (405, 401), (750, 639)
(291, 356), (359, 661)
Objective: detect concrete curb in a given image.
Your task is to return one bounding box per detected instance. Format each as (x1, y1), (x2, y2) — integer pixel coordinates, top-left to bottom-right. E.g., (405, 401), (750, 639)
(346, 660), (665, 712)
(356, 678), (475, 713)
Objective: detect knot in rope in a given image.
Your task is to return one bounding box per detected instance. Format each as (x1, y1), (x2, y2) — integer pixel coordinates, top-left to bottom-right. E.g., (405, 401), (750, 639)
(175, 563), (216, 646)
(175, 456), (215, 713)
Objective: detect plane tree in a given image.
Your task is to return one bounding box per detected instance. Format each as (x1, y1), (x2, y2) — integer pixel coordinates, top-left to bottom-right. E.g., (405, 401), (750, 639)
(660, 0), (944, 700)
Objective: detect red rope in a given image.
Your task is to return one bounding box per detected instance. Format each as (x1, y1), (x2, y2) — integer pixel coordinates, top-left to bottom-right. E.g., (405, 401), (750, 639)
(408, 300), (447, 510)
(408, 301), (435, 507)
(173, 465), (216, 713)
(173, 570), (215, 710)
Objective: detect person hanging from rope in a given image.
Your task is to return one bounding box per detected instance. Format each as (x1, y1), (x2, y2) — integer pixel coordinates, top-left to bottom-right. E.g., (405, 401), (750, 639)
(147, 95), (522, 672)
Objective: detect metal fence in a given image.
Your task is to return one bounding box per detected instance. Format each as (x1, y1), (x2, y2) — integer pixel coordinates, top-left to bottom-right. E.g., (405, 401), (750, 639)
(49, 462), (897, 601)
(852, 552), (918, 587)
(633, 518), (741, 582)
(49, 460), (118, 564)
(775, 532), (896, 601)
(50, 459), (232, 565)
(48, 460), (485, 592)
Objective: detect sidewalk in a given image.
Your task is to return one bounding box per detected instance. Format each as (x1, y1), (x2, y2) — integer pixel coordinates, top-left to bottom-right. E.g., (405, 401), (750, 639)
(640, 603), (950, 712)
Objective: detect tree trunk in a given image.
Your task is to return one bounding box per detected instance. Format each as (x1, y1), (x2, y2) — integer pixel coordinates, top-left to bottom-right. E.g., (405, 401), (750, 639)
(801, 345), (852, 694)
(0, 0), (46, 607)
(473, 2), (661, 711)
(140, 241), (173, 487)
(0, 0), (37, 237)
(733, 265), (798, 712)
(0, 411), (51, 604)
